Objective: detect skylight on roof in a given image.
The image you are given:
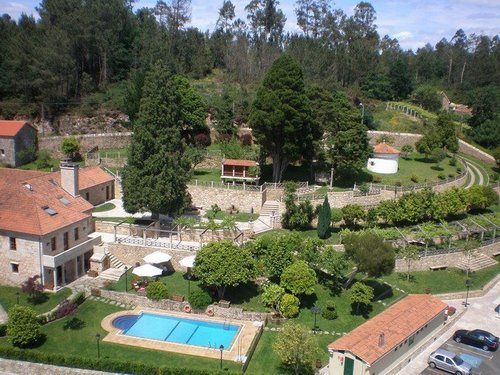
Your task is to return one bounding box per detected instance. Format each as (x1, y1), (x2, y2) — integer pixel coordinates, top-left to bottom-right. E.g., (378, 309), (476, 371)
(42, 206), (57, 216)
(59, 197), (70, 205)
(23, 183), (33, 191)
(49, 179), (58, 186)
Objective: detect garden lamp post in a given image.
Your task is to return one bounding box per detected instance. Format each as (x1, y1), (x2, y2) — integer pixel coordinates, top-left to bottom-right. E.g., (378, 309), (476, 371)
(16, 292), (20, 305)
(95, 333), (101, 359)
(463, 279), (472, 307)
(359, 102), (365, 125)
(219, 344), (224, 369)
(311, 305), (321, 333)
(124, 266), (128, 292)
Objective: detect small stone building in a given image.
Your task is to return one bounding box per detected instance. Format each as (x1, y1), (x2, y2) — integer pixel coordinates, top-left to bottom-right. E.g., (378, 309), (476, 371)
(367, 143), (400, 175)
(0, 120), (37, 167)
(328, 294), (448, 375)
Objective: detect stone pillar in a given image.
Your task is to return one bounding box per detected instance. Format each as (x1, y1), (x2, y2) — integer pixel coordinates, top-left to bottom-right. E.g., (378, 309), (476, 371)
(61, 265), (66, 286)
(80, 255), (84, 276)
(53, 269), (58, 291)
(74, 258), (78, 279)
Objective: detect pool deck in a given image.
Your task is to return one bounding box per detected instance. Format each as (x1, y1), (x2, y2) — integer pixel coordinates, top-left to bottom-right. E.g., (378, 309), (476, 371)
(101, 307), (262, 362)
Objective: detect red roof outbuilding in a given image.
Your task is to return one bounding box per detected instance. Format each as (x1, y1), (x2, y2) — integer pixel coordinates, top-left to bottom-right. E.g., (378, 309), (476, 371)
(0, 120), (35, 137)
(373, 142), (400, 155)
(222, 159), (257, 167)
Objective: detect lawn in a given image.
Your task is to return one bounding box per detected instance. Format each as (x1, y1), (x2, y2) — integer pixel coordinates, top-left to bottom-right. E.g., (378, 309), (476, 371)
(205, 209), (259, 222)
(373, 107), (426, 134)
(19, 157), (60, 172)
(98, 148), (128, 159)
(0, 300), (241, 373)
(191, 168), (222, 182)
(381, 263), (500, 295)
(0, 286), (71, 315)
(92, 202), (116, 212)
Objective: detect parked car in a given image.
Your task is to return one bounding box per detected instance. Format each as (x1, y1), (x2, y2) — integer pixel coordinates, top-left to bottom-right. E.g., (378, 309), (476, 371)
(428, 349), (473, 375)
(453, 329), (499, 351)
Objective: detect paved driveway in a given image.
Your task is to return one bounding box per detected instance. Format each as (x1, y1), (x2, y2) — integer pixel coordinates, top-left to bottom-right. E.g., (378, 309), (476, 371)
(397, 280), (500, 375)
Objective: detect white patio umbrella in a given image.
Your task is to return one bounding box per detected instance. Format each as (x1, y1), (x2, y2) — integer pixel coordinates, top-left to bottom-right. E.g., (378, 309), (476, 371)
(143, 251), (172, 265)
(132, 264), (163, 278)
(179, 255), (196, 268)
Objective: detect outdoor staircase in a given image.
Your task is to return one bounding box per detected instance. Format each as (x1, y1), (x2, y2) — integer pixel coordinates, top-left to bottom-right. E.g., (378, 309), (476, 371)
(260, 200), (280, 217)
(458, 253), (497, 272)
(97, 250), (128, 282)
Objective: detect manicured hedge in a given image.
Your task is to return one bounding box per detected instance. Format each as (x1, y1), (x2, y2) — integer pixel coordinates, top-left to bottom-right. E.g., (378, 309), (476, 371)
(0, 347), (237, 374)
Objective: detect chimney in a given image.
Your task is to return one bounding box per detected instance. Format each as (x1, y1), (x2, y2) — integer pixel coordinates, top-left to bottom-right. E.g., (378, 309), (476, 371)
(60, 159), (79, 197)
(378, 332), (385, 347)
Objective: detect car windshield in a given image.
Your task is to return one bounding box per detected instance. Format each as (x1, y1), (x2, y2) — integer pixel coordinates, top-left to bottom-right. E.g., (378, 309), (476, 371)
(454, 356), (464, 365)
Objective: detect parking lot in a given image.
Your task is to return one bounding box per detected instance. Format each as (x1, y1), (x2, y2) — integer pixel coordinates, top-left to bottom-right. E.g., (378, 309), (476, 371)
(420, 336), (499, 375)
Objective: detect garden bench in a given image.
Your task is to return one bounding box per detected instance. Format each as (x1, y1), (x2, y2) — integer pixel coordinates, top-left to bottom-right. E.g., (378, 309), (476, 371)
(171, 294), (184, 302)
(429, 265), (448, 271)
(492, 251), (500, 257)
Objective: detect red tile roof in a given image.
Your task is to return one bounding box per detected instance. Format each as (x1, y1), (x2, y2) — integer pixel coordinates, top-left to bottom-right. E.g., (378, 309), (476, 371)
(222, 159), (257, 167)
(51, 166), (114, 190)
(373, 142), (400, 155)
(0, 168), (93, 236)
(328, 294), (447, 365)
(0, 120), (34, 137)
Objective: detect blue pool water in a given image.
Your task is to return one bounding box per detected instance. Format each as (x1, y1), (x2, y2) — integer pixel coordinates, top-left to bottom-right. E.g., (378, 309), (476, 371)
(112, 312), (240, 349)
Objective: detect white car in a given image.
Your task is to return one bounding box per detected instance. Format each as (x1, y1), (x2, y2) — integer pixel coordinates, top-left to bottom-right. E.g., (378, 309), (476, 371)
(428, 348), (473, 375)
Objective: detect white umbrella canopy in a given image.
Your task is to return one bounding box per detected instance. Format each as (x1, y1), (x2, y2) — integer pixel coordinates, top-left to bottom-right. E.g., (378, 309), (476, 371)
(132, 264), (163, 278)
(143, 251), (172, 265)
(179, 255), (196, 268)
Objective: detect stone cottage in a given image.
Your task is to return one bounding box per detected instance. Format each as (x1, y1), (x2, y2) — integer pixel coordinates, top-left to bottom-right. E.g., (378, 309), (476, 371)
(0, 120), (37, 167)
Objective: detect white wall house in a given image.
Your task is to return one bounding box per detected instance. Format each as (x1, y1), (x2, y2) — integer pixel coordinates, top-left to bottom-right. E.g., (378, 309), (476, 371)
(367, 143), (400, 174)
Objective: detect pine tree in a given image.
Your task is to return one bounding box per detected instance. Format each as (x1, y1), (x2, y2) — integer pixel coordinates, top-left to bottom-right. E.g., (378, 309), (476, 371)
(317, 196), (331, 239)
(122, 62), (193, 217)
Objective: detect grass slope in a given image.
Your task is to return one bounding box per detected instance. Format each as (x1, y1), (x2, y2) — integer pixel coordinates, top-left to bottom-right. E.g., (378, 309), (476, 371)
(0, 287), (71, 315)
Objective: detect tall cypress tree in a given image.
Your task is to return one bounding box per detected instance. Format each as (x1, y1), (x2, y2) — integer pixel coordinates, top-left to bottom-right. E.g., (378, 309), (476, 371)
(249, 54), (320, 182)
(317, 196), (331, 239)
(122, 62), (192, 217)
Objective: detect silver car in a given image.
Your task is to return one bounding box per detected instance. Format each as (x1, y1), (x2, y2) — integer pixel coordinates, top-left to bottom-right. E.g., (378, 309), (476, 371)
(428, 349), (473, 375)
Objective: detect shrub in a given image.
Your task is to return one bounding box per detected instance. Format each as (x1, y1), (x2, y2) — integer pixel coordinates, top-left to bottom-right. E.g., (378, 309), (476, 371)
(72, 292), (86, 306)
(7, 305), (44, 348)
(146, 281), (169, 300)
(0, 324), (6, 337)
(448, 173), (455, 178)
(188, 289), (212, 310)
(395, 181), (402, 186)
(35, 150), (54, 170)
(56, 299), (78, 319)
(410, 174), (419, 183)
(261, 283), (286, 313)
(438, 173), (446, 180)
(449, 157), (457, 166)
(330, 208), (343, 224)
(400, 144), (414, 158)
(456, 167), (462, 174)
(61, 136), (80, 160)
(321, 300), (338, 320)
(63, 317), (85, 331)
(341, 204), (366, 227)
(372, 175), (382, 183)
(358, 184), (370, 195)
(21, 275), (44, 303)
(280, 294), (300, 318)
(316, 197), (331, 239)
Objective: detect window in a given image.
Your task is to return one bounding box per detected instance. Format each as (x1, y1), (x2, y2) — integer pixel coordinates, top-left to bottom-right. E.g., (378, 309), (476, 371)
(85, 192), (90, 201)
(9, 237), (16, 250)
(51, 237), (56, 251)
(1, 149), (4, 156)
(10, 262), (19, 273)
(74, 227), (79, 241)
(435, 355), (444, 362)
(59, 197), (70, 205)
(445, 358), (453, 365)
(63, 232), (69, 250)
(42, 206), (57, 216)
(409, 335), (415, 346)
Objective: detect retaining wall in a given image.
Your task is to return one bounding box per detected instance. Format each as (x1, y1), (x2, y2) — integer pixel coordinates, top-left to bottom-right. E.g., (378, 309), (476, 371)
(39, 132), (131, 155)
(187, 185), (263, 214)
(394, 241), (500, 272)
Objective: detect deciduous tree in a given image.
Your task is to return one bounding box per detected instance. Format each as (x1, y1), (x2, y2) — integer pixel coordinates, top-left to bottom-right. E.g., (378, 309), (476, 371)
(280, 260), (317, 296)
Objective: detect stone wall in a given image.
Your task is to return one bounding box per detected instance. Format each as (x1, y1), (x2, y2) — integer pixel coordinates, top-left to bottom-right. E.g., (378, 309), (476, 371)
(188, 185), (263, 214)
(394, 241), (500, 272)
(39, 132), (131, 155)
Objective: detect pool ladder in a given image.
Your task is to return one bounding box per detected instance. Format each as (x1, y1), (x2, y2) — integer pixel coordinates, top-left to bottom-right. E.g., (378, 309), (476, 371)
(223, 319), (231, 330)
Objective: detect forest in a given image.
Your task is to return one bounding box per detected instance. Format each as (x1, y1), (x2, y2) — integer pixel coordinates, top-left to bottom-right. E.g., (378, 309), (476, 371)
(0, 0), (498, 150)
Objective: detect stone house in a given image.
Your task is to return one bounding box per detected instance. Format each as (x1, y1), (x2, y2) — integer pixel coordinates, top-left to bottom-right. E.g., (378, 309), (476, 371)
(0, 162), (103, 290)
(0, 120), (37, 167)
(328, 294), (448, 375)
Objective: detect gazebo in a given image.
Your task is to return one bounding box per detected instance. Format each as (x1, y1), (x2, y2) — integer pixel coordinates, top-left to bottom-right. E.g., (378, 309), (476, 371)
(221, 159), (259, 183)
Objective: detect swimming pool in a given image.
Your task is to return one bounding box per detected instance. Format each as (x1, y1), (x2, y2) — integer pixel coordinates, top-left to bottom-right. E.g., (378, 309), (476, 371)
(112, 312), (240, 349)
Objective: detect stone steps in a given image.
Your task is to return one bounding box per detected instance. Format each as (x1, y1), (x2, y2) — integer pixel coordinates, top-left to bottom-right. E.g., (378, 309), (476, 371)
(98, 267), (126, 282)
(105, 250), (125, 269)
(458, 253), (497, 272)
(260, 200), (280, 216)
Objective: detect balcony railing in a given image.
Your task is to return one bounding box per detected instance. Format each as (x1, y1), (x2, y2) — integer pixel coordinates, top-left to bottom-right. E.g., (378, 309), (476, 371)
(42, 235), (101, 268)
